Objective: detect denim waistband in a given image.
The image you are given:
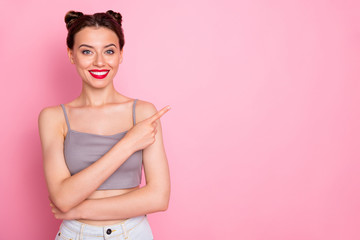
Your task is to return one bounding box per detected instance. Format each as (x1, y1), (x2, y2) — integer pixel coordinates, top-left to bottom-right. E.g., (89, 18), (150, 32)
(61, 215), (146, 238)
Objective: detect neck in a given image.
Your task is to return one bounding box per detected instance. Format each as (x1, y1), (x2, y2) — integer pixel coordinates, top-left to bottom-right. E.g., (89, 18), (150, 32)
(79, 82), (118, 107)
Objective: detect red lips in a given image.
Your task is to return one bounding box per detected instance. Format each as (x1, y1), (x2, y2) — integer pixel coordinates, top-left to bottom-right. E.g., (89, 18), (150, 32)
(89, 69), (110, 79)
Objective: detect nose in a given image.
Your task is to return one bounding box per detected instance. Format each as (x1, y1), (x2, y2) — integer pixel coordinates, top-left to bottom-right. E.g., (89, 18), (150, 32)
(94, 53), (105, 67)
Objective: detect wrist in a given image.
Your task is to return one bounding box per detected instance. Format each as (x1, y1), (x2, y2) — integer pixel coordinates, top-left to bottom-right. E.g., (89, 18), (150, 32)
(118, 136), (136, 155)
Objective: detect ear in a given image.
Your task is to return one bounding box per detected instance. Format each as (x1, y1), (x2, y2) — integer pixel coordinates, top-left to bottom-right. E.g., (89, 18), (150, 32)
(67, 47), (75, 64)
(119, 49), (124, 64)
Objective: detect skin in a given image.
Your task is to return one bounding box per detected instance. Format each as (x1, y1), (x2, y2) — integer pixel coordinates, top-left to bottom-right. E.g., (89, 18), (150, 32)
(38, 26), (171, 226)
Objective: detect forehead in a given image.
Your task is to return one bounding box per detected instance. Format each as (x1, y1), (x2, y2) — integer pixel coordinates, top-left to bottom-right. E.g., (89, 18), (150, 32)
(74, 26), (119, 47)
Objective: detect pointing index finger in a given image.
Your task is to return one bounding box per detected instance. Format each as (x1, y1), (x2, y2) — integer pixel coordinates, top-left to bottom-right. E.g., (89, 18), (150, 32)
(150, 105), (171, 122)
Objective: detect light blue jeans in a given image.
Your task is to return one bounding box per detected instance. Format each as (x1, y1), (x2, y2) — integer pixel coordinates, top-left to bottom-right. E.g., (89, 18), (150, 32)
(55, 215), (153, 240)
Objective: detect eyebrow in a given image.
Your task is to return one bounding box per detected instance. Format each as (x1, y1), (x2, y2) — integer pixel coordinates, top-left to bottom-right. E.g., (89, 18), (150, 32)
(78, 43), (117, 49)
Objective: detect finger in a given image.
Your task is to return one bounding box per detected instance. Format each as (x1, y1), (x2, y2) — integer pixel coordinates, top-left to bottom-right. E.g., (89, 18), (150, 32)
(149, 105), (171, 122)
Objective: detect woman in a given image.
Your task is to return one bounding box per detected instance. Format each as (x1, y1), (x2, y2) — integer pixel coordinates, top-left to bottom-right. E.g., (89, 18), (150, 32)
(38, 10), (170, 239)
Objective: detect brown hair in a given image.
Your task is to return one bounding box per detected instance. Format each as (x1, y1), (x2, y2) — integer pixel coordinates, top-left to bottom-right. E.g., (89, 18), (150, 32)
(64, 10), (125, 50)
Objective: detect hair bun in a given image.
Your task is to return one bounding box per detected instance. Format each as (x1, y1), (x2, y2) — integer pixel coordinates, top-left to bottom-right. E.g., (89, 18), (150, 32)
(106, 10), (122, 25)
(65, 10), (84, 30)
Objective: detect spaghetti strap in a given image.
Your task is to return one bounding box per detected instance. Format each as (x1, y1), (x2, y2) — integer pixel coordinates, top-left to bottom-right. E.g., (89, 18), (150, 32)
(60, 104), (71, 130)
(132, 99), (138, 126)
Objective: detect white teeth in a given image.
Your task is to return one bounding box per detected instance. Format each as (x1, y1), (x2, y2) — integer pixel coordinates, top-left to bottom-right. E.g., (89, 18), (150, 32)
(90, 71), (108, 76)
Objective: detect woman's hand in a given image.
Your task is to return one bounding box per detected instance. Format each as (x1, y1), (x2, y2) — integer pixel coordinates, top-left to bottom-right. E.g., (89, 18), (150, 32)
(50, 199), (80, 220)
(123, 105), (170, 152)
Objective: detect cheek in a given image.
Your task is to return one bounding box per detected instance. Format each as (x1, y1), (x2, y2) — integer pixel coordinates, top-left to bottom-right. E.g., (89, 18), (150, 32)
(107, 53), (121, 66)
(74, 59), (92, 78)
(107, 57), (120, 67)
(74, 55), (93, 68)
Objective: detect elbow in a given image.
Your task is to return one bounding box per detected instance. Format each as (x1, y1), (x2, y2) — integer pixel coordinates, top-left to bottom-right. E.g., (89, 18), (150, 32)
(159, 199), (169, 211)
(50, 194), (73, 213)
(57, 204), (72, 213)
(155, 189), (170, 212)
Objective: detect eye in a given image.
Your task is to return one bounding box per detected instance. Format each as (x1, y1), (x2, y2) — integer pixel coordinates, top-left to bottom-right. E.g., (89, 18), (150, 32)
(82, 50), (92, 55)
(105, 49), (115, 55)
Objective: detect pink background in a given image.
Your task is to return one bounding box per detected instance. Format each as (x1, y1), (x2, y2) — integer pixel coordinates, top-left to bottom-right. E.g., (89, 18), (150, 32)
(1, 0), (359, 239)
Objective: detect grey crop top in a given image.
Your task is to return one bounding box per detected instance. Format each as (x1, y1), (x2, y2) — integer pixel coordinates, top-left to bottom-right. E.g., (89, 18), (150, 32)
(60, 99), (142, 190)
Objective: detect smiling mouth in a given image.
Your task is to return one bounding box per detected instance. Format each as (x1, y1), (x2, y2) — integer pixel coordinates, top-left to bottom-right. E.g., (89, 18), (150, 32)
(89, 70), (110, 79)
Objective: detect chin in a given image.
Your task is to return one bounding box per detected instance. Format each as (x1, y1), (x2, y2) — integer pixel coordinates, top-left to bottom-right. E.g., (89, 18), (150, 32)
(83, 80), (112, 88)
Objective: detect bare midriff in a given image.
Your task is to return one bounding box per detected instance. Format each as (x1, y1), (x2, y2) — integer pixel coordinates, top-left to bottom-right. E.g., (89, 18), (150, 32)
(77, 186), (140, 226)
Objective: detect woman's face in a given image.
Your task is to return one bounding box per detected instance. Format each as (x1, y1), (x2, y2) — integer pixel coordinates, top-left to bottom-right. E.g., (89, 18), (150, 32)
(67, 26), (123, 88)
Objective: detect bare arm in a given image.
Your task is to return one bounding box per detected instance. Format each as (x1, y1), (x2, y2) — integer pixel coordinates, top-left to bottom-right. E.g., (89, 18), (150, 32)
(79, 104), (170, 220)
(50, 102), (171, 220)
(39, 103), (169, 213)
(39, 106), (134, 212)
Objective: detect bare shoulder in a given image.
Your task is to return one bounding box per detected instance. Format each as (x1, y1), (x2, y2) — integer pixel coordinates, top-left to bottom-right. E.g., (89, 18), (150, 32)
(134, 99), (158, 122)
(38, 105), (63, 126)
(38, 105), (65, 137)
